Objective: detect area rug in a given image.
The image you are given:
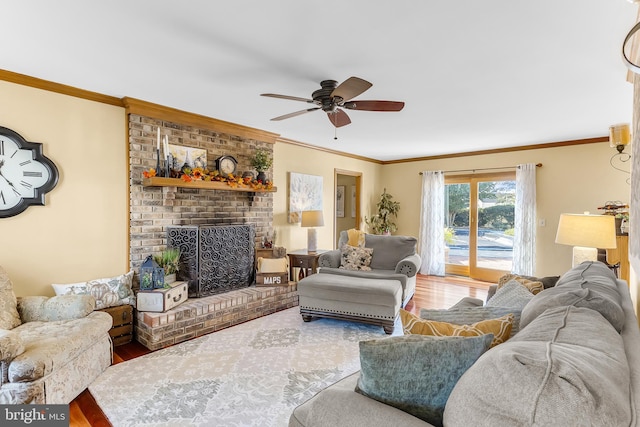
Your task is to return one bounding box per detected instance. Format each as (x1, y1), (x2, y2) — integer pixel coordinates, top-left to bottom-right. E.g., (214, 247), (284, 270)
(89, 307), (400, 427)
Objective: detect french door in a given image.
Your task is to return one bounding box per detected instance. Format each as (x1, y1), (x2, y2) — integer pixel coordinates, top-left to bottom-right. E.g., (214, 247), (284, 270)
(444, 172), (515, 282)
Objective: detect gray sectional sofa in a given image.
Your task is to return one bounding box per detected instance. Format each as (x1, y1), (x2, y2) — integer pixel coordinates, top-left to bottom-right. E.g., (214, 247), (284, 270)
(289, 261), (640, 426)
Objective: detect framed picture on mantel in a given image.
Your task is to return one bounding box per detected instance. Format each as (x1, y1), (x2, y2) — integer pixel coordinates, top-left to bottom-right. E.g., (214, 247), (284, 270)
(168, 144), (207, 171)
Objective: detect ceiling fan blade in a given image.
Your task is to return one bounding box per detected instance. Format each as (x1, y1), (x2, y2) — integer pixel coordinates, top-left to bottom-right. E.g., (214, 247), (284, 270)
(327, 109), (351, 127)
(271, 107), (320, 121)
(261, 93), (315, 104)
(342, 100), (405, 112)
(331, 77), (372, 101)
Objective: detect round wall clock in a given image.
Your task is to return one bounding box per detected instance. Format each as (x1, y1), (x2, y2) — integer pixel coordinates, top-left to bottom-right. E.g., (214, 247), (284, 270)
(215, 155), (238, 177)
(0, 126), (59, 218)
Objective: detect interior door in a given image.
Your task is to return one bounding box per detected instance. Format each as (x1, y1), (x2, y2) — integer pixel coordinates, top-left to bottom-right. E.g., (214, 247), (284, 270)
(334, 169), (361, 248)
(445, 172), (515, 282)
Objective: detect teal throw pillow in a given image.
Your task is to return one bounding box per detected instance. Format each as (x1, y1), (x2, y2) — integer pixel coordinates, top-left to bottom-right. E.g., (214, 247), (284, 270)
(355, 334), (493, 427)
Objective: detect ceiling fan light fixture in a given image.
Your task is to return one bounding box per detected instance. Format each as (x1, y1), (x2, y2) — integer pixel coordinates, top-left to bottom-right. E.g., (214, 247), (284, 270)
(261, 76), (404, 129)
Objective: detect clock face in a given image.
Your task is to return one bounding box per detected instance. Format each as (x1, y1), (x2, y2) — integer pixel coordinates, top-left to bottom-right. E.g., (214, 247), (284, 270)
(0, 127), (59, 218)
(216, 155), (237, 177)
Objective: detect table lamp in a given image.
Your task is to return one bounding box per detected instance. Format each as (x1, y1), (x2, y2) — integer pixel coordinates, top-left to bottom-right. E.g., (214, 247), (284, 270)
(555, 213), (616, 267)
(301, 210), (324, 253)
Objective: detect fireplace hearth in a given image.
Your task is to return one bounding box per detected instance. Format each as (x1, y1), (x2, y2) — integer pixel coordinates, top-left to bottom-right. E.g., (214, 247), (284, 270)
(168, 224), (255, 298)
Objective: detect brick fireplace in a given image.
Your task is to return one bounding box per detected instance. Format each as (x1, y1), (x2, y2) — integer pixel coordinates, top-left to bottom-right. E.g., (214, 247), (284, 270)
(126, 101), (299, 350)
(127, 110), (275, 276)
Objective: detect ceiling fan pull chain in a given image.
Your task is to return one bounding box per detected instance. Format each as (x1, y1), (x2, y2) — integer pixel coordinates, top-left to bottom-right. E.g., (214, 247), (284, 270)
(334, 125), (338, 140)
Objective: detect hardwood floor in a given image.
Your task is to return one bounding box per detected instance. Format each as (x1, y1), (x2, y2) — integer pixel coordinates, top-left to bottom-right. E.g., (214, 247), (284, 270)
(70, 274), (491, 426)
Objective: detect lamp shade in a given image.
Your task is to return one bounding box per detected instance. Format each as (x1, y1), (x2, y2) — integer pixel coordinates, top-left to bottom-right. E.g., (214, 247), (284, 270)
(301, 210), (324, 227)
(610, 123), (631, 148)
(555, 214), (616, 249)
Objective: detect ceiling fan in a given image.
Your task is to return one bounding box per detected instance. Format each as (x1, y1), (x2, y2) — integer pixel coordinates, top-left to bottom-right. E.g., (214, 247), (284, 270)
(261, 77), (405, 128)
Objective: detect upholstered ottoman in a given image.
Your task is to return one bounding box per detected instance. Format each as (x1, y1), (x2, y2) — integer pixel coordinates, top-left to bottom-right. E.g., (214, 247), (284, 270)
(297, 273), (402, 334)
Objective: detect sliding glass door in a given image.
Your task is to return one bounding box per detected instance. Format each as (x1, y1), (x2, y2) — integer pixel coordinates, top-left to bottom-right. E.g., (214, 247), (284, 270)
(445, 172), (515, 282)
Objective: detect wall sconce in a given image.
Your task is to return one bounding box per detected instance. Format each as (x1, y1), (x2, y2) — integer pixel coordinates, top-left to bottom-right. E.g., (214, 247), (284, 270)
(609, 123), (631, 176)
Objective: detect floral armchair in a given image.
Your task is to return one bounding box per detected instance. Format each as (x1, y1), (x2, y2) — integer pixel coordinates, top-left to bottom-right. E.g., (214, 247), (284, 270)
(0, 266), (113, 404)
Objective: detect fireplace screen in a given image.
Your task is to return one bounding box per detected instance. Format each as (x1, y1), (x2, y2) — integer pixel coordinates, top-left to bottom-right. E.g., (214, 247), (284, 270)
(168, 224), (256, 297)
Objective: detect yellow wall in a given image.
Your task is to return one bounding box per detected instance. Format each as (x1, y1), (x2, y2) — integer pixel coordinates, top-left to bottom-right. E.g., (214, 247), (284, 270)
(2, 78), (634, 300)
(0, 81), (128, 296)
(379, 143), (631, 276)
(272, 142), (382, 253)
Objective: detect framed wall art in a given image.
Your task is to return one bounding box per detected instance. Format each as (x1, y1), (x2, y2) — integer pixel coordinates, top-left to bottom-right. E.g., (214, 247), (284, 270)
(336, 185), (345, 218)
(351, 185), (356, 218)
(289, 172), (323, 223)
(168, 144), (207, 171)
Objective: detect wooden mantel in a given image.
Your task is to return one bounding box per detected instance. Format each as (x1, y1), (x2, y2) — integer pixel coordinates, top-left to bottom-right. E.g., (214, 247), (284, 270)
(142, 177), (277, 193)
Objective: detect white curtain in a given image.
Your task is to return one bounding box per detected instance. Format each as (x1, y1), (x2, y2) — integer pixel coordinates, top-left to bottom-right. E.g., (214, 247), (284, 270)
(512, 163), (537, 275)
(419, 171), (445, 276)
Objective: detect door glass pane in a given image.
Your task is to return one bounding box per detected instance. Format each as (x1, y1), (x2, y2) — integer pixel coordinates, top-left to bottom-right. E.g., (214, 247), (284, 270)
(476, 180), (515, 271)
(444, 183), (470, 266)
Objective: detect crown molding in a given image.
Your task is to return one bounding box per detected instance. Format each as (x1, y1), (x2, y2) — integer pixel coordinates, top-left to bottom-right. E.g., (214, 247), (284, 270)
(382, 136), (609, 164)
(276, 137), (383, 164)
(0, 69), (123, 106)
(122, 97), (280, 144)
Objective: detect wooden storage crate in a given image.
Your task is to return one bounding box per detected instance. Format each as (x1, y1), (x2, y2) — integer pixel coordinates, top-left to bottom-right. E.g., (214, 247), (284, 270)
(99, 304), (133, 346)
(256, 272), (289, 287)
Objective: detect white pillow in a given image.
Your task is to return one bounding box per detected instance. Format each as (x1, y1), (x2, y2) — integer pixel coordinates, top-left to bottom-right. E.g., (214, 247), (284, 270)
(52, 270), (134, 310)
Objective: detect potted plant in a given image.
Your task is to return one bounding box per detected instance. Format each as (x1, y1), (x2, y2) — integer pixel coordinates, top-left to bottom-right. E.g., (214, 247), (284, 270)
(365, 188), (400, 235)
(153, 248), (181, 284)
(251, 149), (273, 183)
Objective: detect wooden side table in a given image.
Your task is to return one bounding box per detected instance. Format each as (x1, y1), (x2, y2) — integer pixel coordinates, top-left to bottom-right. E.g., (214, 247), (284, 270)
(607, 234), (630, 283)
(287, 249), (328, 281)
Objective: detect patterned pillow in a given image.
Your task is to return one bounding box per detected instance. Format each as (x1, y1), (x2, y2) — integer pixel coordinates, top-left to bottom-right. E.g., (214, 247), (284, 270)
(420, 306), (522, 337)
(0, 266), (21, 330)
(356, 334), (493, 426)
(498, 274), (544, 295)
(486, 280), (535, 309)
(51, 270), (134, 310)
(340, 245), (373, 271)
(400, 309), (513, 348)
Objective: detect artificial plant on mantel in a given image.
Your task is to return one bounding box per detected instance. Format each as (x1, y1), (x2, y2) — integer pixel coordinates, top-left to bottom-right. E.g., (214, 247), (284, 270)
(365, 188), (400, 235)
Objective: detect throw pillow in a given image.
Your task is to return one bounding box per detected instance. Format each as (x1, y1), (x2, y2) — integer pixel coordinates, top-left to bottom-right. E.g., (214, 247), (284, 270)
(51, 270), (134, 310)
(356, 334), (494, 427)
(498, 273), (560, 290)
(346, 228), (365, 247)
(257, 257), (288, 273)
(17, 295), (96, 322)
(486, 280), (535, 309)
(0, 265), (21, 330)
(420, 306), (522, 337)
(498, 274), (544, 295)
(339, 245), (373, 271)
(400, 309), (513, 348)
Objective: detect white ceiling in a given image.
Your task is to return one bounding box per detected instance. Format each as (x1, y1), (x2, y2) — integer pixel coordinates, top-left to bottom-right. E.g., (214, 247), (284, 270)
(2, 1), (637, 161)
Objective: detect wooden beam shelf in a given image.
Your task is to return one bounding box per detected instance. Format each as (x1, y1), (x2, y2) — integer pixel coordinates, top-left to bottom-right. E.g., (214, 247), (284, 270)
(142, 177), (277, 193)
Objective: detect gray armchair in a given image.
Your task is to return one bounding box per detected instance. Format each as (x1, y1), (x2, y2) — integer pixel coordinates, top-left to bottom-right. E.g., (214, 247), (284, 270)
(318, 231), (421, 307)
